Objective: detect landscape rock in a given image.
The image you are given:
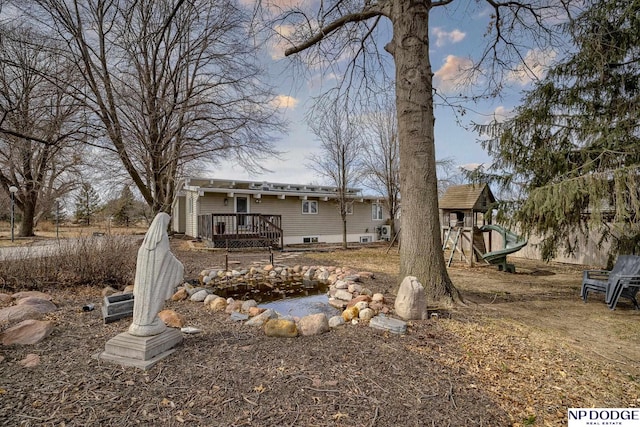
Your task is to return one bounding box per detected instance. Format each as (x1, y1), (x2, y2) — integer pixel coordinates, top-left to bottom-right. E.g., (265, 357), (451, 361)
(101, 286), (117, 297)
(245, 309), (276, 327)
(297, 313), (329, 336)
(334, 280), (348, 290)
(158, 310), (186, 328)
(171, 288), (188, 301)
(248, 306), (265, 317)
(394, 276), (426, 320)
(328, 298), (347, 310)
(358, 308), (375, 321)
(369, 315), (407, 334)
(264, 319), (298, 338)
(334, 289), (353, 302)
(354, 301), (369, 312)
(190, 289), (209, 302)
(328, 316), (345, 328)
(0, 305), (43, 326)
(203, 294), (219, 305)
(347, 295), (371, 308)
(123, 285), (135, 294)
(372, 293), (385, 303)
(12, 291), (53, 301)
(225, 300), (243, 314)
(230, 312), (249, 322)
(15, 297), (57, 314)
(241, 299), (258, 313)
(347, 283), (362, 294)
(1, 320), (54, 345)
(18, 354), (40, 367)
(208, 297), (227, 311)
(342, 306), (359, 322)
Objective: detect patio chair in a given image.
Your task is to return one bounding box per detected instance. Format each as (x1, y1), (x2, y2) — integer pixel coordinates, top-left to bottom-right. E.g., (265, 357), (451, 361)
(581, 255), (640, 310)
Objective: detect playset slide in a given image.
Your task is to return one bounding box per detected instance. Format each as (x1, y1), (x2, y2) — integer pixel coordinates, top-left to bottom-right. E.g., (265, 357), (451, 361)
(479, 224), (528, 273)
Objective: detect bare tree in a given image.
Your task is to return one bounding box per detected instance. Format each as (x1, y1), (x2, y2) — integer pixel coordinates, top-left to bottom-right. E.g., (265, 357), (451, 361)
(0, 24), (85, 236)
(19, 0), (285, 214)
(271, 0), (569, 305)
(307, 98), (364, 249)
(359, 94), (400, 236)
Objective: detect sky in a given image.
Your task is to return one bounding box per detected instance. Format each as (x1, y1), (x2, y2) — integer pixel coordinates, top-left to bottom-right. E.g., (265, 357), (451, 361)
(212, 1), (556, 190)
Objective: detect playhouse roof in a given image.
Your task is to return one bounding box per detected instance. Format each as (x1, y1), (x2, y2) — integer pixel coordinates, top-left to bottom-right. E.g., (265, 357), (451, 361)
(438, 183), (495, 212)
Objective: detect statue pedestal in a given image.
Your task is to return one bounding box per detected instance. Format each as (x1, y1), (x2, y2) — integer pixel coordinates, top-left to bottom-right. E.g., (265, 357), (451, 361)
(96, 328), (183, 370)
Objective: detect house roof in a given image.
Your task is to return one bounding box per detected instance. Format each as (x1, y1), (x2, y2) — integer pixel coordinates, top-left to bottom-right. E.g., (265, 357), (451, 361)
(179, 177), (381, 201)
(438, 183), (495, 212)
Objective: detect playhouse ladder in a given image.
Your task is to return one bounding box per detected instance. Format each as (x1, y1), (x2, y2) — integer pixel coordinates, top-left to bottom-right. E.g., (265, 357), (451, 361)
(446, 227), (467, 267)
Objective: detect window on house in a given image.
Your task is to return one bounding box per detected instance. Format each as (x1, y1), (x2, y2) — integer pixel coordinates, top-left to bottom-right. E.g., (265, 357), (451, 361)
(303, 236), (319, 243)
(372, 203), (383, 220)
(302, 200), (318, 214)
(345, 202), (353, 215)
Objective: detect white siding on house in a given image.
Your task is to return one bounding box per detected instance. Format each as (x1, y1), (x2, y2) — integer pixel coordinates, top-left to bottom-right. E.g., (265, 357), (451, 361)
(193, 192), (387, 244)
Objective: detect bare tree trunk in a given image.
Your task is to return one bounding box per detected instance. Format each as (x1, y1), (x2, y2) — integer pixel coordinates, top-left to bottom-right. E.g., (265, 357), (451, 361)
(389, 1), (460, 305)
(19, 196), (36, 237)
(342, 216), (348, 249)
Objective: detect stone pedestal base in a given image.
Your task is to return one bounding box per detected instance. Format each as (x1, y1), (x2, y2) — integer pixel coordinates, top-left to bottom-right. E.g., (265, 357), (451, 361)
(96, 328), (183, 370)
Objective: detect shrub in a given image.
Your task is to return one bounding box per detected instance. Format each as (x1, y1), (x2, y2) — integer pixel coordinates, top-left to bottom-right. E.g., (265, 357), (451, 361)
(0, 236), (139, 291)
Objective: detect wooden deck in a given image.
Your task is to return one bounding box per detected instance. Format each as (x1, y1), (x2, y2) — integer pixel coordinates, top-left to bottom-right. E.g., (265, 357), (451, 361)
(197, 214), (283, 249)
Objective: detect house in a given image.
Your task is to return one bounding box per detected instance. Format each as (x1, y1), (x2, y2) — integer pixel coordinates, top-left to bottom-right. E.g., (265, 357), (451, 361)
(171, 177), (390, 248)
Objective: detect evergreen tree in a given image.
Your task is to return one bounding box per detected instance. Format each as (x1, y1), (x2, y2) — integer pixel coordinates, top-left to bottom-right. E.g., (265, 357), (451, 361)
(478, 0), (640, 260)
(113, 186), (136, 227)
(74, 183), (101, 226)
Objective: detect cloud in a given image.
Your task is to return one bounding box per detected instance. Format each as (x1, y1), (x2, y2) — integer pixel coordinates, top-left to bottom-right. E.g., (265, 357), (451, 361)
(266, 24), (297, 60)
(507, 48), (557, 86)
(270, 95), (299, 110)
(432, 27), (466, 47)
(433, 55), (475, 93)
(491, 106), (512, 123)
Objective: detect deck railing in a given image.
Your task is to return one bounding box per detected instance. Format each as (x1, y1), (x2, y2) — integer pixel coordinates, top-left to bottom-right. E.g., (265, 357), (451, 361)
(197, 213), (283, 249)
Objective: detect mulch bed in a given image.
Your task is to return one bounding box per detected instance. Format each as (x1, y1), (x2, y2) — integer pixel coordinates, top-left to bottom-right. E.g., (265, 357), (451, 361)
(0, 242), (510, 426)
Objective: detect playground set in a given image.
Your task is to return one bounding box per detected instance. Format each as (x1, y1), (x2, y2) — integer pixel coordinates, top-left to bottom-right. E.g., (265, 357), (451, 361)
(439, 184), (528, 273)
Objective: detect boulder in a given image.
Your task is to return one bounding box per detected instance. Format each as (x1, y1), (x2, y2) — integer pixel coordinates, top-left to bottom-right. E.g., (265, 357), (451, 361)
(101, 286), (117, 297)
(190, 289), (209, 302)
(394, 276), (426, 320)
(358, 308), (375, 321)
(241, 299), (258, 313)
(342, 306), (359, 322)
(158, 310), (186, 328)
(245, 309), (277, 327)
(0, 305), (43, 326)
(328, 316), (345, 328)
(171, 288), (188, 301)
(370, 315), (407, 334)
(372, 293), (385, 303)
(347, 295), (371, 308)
(15, 297), (57, 314)
(263, 319), (298, 338)
(225, 300), (243, 314)
(11, 291), (52, 301)
(208, 297), (227, 312)
(334, 289), (353, 302)
(297, 313), (329, 336)
(354, 301), (369, 312)
(248, 306), (265, 317)
(1, 320), (54, 345)
(203, 294), (219, 305)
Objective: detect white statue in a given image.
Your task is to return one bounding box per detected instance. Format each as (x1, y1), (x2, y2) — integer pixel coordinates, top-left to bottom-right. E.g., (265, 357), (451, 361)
(128, 212), (184, 337)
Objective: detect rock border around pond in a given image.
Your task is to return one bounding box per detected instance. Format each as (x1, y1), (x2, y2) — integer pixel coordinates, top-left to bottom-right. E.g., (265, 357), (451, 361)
(169, 263), (408, 337)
